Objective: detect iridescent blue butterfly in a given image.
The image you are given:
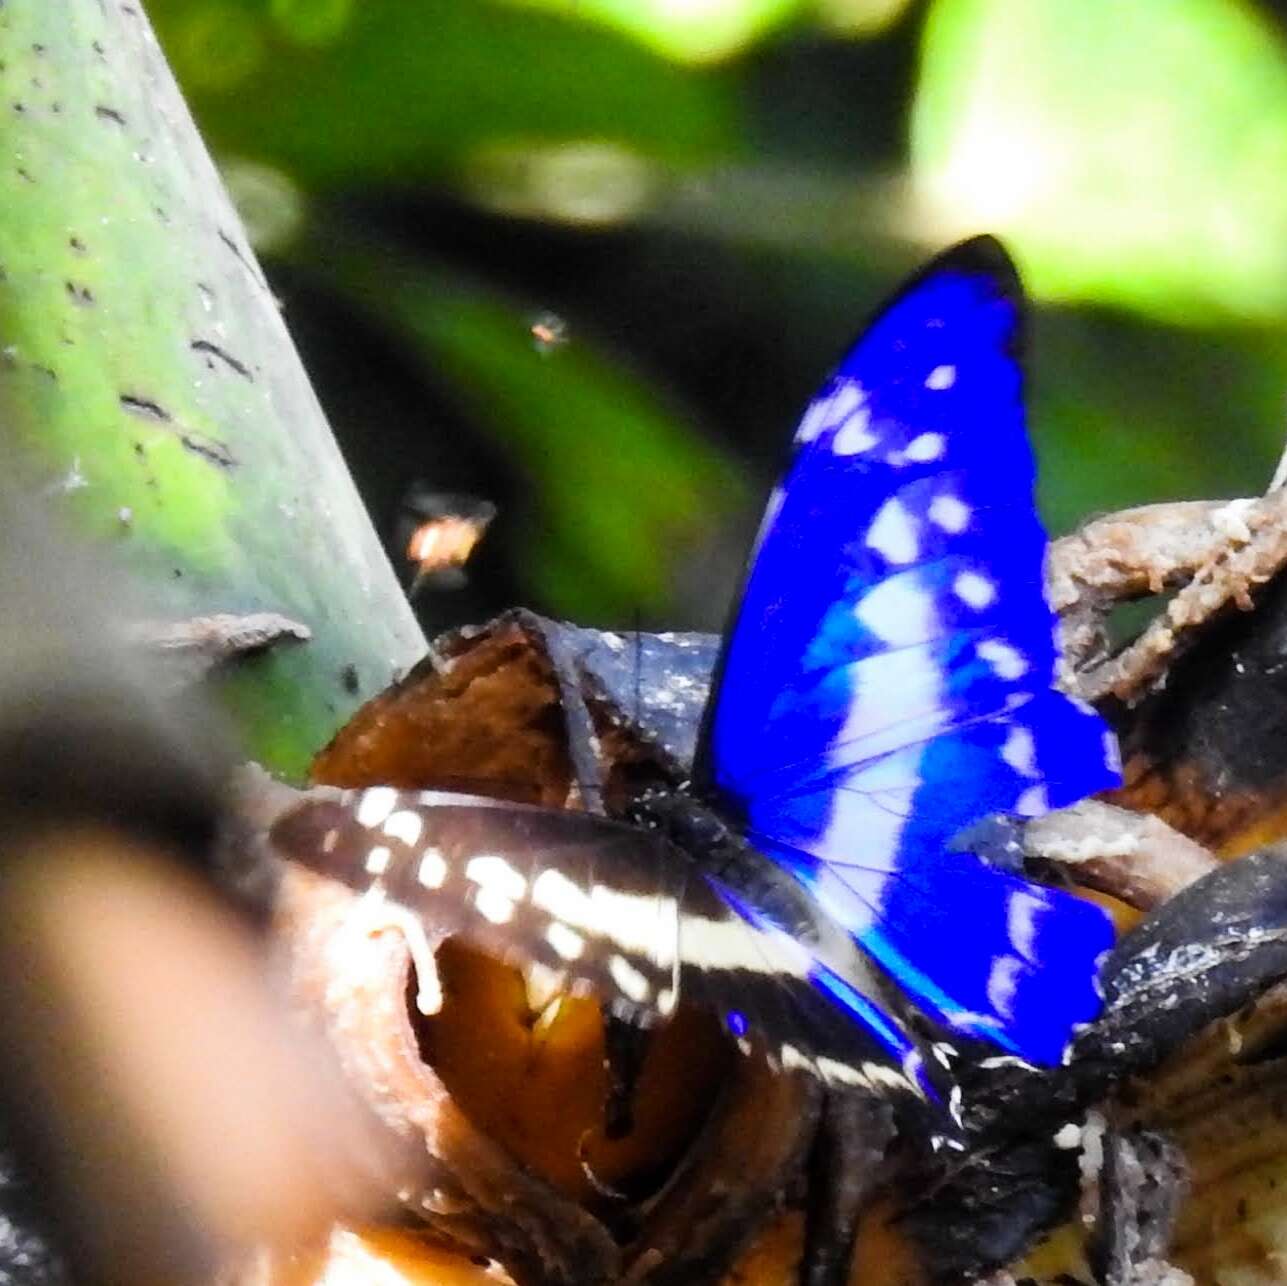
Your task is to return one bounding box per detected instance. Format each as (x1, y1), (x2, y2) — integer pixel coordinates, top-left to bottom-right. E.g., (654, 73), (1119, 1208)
(271, 237), (1121, 1106)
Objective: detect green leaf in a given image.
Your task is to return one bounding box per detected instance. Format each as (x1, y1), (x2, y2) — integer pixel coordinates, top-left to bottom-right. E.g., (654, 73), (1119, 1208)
(496, 0), (801, 65)
(322, 253), (742, 619)
(913, 0), (1287, 321)
(1031, 310), (1287, 535)
(146, 0), (740, 190)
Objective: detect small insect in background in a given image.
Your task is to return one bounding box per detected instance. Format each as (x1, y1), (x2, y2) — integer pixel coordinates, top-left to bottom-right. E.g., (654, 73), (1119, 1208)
(529, 311), (568, 355)
(395, 488), (497, 598)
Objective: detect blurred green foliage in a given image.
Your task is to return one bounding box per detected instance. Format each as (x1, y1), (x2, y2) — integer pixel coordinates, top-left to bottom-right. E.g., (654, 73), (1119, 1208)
(144, 0), (1287, 631)
(914, 0), (1287, 321)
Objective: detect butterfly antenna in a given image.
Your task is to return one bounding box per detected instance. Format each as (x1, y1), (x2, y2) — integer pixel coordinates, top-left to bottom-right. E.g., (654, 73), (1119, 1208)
(631, 608), (643, 732)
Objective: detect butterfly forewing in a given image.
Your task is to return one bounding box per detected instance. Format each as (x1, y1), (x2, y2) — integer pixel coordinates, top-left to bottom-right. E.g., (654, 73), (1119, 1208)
(272, 789), (684, 1025)
(695, 237), (1120, 1063)
(271, 788), (935, 1098)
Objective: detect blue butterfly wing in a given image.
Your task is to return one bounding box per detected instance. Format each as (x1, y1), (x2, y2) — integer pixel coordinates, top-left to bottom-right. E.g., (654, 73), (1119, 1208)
(698, 237), (1121, 1065)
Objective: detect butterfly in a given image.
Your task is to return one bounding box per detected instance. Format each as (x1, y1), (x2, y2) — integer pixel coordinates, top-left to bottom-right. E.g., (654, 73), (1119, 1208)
(271, 237), (1121, 1111)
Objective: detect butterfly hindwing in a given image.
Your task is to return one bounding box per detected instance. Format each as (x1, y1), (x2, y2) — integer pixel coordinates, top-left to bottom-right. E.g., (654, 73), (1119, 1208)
(697, 237), (1120, 1062)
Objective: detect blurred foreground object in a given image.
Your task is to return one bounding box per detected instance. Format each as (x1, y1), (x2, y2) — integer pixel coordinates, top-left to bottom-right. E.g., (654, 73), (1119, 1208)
(0, 491), (411, 1285)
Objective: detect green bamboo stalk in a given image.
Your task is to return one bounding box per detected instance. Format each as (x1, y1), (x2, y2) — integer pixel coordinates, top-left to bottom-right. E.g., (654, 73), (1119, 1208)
(0, 0), (424, 779)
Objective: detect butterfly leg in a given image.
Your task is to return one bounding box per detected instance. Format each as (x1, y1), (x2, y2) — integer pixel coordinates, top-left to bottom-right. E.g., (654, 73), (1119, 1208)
(800, 1091), (896, 1286)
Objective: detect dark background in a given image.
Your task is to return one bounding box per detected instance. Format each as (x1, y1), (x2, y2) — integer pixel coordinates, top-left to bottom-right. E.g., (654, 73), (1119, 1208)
(149, 0), (1287, 636)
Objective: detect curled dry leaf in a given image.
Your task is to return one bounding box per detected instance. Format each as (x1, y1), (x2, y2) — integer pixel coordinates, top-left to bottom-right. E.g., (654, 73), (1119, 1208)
(1048, 494), (1287, 709)
(1013, 978), (1287, 1284)
(1023, 801), (1218, 912)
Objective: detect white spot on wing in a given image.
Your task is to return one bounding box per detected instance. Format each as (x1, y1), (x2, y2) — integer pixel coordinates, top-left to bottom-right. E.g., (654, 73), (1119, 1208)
(795, 398), (830, 444)
(1103, 730), (1122, 774)
(365, 845), (392, 876)
(534, 870), (668, 958)
(384, 809), (423, 847)
(928, 493), (970, 533)
(1001, 726), (1038, 777)
(779, 1044), (812, 1073)
(866, 497), (918, 565)
(532, 869), (591, 923)
(355, 787), (398, 829)
(977, 638), (1027, 679)
(986, 956), (1024, 1020)
(816, 1056), (868, 1087)
(827, 574), (944, 874)
(1016, 784), (1049, 816)
(904, 432), (946, 462)
(678, 915), (811, 979)
(322, 828), (339, 854)
(931, 1041), (957, 1068)
(828, 379), (864, 423)
(608, 954), (650, 1003)
(812, 844), (886, 936)
(854, 574), (936, 647)
(475, 888), (516, 924)
(591, 886), (671, 955)
(953, 570), (996, 609)
(903, 1049), (930, 1098)
(833, 405), (878, 456)
(835, 651), (946, 765)
(1007, 892), (1045, 962)
(466, 855), (527, 901)
(418, 847), (448, 888)
(925, 364), (956, 390)
(545, 921), (585, 960)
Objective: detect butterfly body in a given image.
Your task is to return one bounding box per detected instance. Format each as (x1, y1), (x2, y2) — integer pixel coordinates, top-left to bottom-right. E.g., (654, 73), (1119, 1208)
(273, 237), (1121, 1115)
